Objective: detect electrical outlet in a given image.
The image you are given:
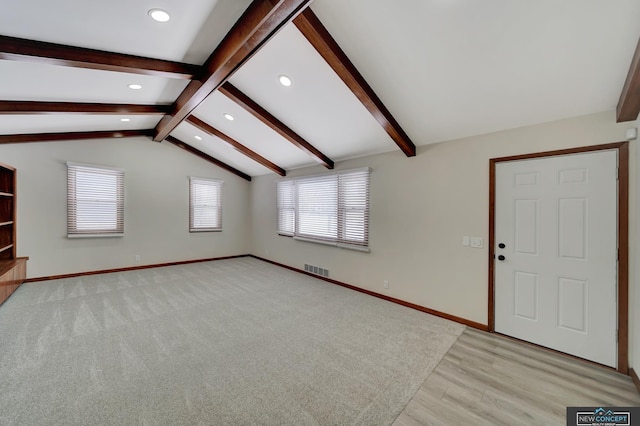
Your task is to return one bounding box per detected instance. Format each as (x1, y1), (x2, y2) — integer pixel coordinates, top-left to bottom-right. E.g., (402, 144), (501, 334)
(462, 236), (470, 246)
(135, 255), (140, 261)
(384, 280), (389, 289)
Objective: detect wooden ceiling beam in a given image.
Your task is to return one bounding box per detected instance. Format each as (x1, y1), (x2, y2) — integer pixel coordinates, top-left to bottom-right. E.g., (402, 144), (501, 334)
(617, 37), (640, 122)
(187, 115), (286, 176)
(166, 136), (251, 181)
(219, 82), (333, 168)
(0, 101), (171, 115)
(293, 9), (416, 157)
(0, 128), (253, 181)
(153, 0), (313, 142)
(0, 129), (153, 144)
(0, 35), (199, 80)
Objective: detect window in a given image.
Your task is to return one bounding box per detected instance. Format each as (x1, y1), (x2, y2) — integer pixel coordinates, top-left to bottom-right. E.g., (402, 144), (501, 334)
(276, 168), (370, 251)
(67, 162), (124, 238)
(277, 180), (295, 236)
(190, 177), (222, 232)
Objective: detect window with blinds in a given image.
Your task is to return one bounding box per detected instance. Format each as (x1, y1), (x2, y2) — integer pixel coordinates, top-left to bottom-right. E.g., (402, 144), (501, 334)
(276, 168), (370, 251)
(67, 162), (124, 238)
(190, 177), (222, 232)
(277, 180), (295, 236)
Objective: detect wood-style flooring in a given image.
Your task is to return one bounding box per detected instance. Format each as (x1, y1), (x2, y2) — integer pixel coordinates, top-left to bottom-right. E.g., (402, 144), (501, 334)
(394, 327), (640, 426)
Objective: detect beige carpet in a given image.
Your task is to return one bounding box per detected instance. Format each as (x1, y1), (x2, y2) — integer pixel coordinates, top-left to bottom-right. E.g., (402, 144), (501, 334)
(0, 257), (464, 425)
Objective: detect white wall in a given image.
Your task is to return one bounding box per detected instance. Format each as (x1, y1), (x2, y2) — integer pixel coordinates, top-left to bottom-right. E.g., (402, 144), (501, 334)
(251, 110), (636, 332)
(0, 136), (251, 278)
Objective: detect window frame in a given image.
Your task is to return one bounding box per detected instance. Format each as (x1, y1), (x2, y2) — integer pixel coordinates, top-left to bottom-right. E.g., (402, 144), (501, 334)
(276, 167), (370, 252)
(189, 177), (223, 232)
(67, 162), (124, 238)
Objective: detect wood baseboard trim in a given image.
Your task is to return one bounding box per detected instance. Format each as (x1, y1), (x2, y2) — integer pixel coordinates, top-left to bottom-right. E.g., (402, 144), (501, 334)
(631, 368), (640, 393)
(24, 255), (250, 283)
(250, 255), (488, 331)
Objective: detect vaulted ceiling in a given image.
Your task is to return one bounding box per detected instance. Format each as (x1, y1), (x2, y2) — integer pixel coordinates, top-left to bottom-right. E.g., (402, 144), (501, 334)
(1, 0), (639, 181)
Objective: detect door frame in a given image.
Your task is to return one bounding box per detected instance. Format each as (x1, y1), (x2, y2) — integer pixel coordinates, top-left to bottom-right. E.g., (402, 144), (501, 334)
(488, 141), (629, 373)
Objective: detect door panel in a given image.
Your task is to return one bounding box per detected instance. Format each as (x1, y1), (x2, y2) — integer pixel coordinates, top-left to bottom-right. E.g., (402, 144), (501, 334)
(514, 199), (538, 255)
(557, 277), (587, 333)
(494, 150), (617, 367)
(514, 272), (538, 320)
(558, 198), (587, 259)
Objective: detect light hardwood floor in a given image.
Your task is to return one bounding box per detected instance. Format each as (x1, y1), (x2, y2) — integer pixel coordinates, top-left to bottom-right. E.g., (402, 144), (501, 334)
(394, 327), (640, 426)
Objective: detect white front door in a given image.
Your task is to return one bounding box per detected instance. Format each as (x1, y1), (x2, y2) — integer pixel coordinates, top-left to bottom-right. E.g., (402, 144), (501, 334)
(494, 150), (618, 367)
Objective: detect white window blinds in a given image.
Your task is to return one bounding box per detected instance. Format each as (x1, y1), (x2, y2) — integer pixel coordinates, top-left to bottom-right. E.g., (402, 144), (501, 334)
(67, 162), (124, 238)
(338, 169), (370, 245)
(276, 168), (370, 250)
(297, 175), (338, 241)
(190, 177), (222, 232)
(277, 180), (295, 236)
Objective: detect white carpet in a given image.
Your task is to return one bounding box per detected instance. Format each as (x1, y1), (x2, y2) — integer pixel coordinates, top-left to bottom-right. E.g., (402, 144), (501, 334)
(0, 257), (464, 425)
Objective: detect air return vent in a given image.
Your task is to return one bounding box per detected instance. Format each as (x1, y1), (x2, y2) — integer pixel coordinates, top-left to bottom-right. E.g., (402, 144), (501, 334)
(304, 264), (329, 278)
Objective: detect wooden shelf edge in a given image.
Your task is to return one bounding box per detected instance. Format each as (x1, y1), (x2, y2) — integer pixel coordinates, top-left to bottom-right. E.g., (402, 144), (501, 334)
(0, 221), (13, 226)
(0, 257), (27, 264)
(0, 192), (14, 197)
(0, 244), (13, 254)
(0, 257), (27, 278)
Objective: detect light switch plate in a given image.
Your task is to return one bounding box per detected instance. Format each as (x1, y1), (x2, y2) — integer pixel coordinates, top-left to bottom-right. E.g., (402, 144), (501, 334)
(462, 236), (470, 246)
(470, 237), (483, 248)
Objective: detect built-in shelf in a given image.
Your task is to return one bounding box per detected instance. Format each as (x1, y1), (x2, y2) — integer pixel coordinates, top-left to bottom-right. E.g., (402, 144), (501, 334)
(0, 162), (27, 306)
(0, 257), (27, 306)
(0, 258), (26, 277)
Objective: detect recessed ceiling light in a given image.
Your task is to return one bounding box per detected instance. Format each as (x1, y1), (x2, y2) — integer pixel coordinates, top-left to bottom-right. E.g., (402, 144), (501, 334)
(278, 74), (292, 87)
(224, 113), (234, 121)
(148, 9), (171, 22)
(120, 118), (131, 122)
(194, 135), (203, 141)
(127, 84), (142, 90)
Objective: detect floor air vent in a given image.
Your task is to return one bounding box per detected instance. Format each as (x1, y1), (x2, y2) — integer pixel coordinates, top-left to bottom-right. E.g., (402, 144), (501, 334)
(304, 264), (329, 278)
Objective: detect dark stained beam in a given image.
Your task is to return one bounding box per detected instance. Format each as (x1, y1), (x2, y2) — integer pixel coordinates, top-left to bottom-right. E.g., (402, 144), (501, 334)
(293, 9), (416, 157)
(0, 35), (199, 80)
(219, 83), (334, 169)
(187, 115), (286, 176)
(0, 130), (153, 144)
(153, 0), (313, 142)
(617, 37), (640, 122)
(0, 101), (171, 115)
(166, 136), (251, 181)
